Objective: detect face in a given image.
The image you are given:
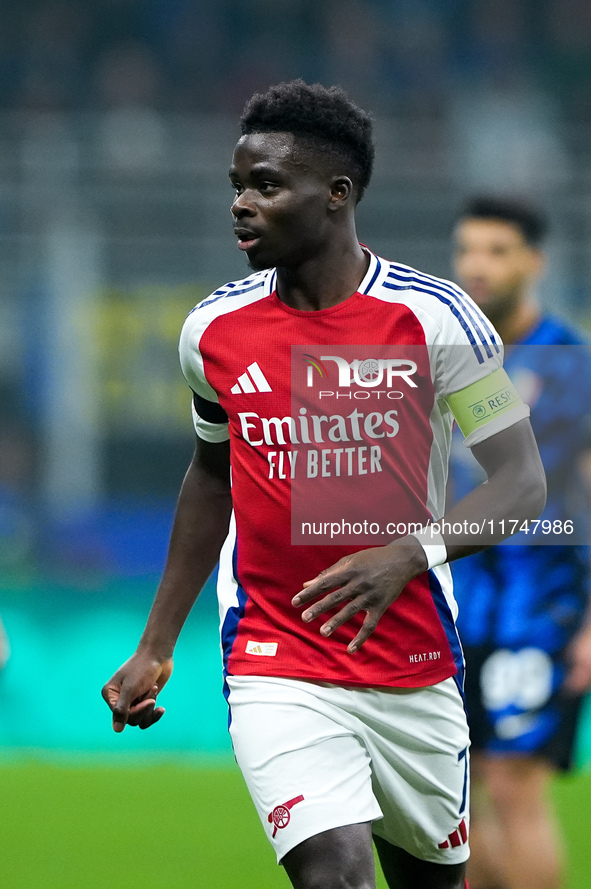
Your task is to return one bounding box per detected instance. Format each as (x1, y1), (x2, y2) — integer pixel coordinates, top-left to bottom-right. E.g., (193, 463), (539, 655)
(453, 218), (544, 323)
(229, 132), (342, 271)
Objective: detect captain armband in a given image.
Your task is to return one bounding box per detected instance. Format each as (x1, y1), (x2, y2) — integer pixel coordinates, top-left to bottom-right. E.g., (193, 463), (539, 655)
(191, 391), (230, 443)
(445, 367), (530, 448)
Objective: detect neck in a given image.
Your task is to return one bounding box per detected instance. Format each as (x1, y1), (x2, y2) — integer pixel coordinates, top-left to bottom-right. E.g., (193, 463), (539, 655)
(494, 294), (541, 345)
(276, 233), (368, 311)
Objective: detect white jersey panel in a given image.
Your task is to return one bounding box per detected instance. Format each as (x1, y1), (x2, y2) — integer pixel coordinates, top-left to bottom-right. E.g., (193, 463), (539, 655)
(432, 562), (458, 622)
(217, 510), (239, 641)
(424, 406), (454, 525)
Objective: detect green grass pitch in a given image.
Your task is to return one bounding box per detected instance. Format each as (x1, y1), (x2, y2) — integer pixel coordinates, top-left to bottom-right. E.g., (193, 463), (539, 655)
(0, 761), (589, 888)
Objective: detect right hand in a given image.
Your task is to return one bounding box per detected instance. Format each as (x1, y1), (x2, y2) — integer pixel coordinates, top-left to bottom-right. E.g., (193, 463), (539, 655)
(102, 653), (173, 732)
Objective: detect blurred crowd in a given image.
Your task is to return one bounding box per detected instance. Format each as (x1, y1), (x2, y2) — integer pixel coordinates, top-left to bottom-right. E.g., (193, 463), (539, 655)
(0, 0), (589, 121)
(1, 0), (590, 580)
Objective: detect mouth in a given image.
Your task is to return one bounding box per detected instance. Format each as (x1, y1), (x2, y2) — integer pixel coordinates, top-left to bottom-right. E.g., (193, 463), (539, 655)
(234, 228), (261, 251)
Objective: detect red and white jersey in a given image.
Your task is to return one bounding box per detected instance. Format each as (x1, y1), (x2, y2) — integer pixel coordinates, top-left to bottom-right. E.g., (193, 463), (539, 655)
(179, 249), (526, 689)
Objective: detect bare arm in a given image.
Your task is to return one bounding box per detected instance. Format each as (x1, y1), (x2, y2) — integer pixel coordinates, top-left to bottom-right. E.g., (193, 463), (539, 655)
(440, 417), (546, 559)
(293, 419), (546, 653)
(102, 437), (232, 731)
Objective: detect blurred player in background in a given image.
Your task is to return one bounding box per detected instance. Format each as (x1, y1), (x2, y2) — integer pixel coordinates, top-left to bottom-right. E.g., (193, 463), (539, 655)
(103, 84), (546, 889)
(450, 196), (591, 889)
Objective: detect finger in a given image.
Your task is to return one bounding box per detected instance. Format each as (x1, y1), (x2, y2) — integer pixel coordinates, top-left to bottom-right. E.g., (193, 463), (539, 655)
(101, 678), (130, 732)
(125, 684), (162, 724)
(317, 599), (364, 637)
(111, 698), (130, 733)
(101, 680), (121, 710)
(347, 610), (381, 654)
(292, 564), (352, 606)
(126, 699), (165, 729)
(292, 578), (329, 606)
(300, 586), (353, 623)
(140, 707), (165, 730)
(137, 683), (160, 702)
(110, 679), (149, 732)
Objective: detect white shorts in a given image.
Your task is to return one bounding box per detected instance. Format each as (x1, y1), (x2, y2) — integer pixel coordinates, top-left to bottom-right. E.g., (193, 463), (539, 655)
(226, 674), (470, 864)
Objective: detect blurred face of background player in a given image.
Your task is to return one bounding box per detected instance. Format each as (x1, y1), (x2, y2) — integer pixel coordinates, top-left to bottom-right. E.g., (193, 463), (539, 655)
(230, 131), (353, 273)
(453, 217), (545, 329)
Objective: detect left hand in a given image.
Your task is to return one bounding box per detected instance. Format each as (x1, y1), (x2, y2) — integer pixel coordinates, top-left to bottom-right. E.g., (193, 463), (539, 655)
(291, 541), (427, 654)
(564, 623), (591, 695)
(102, 653), (174, 732)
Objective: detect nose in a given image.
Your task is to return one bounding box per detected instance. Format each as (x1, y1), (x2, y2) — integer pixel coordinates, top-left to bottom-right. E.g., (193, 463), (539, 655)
(231, 190), (256, 220)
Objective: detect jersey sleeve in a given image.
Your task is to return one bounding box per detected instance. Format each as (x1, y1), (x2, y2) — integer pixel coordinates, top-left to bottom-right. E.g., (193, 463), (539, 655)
(431, 283), (529, 447)
(179, 306), (230, 443)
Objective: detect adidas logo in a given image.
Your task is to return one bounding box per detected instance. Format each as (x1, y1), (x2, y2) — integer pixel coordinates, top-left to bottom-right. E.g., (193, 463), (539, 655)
(245, 640), (278, 656)
(231, 362), (272, 394)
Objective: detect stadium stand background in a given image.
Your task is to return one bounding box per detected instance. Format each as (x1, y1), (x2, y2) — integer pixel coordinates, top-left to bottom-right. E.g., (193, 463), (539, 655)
(0, 0), (591, 758)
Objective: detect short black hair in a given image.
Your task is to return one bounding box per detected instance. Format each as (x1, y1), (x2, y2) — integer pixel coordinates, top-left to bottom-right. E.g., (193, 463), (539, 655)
(240, 79), (374, 202)
(459, 196), (548, 246)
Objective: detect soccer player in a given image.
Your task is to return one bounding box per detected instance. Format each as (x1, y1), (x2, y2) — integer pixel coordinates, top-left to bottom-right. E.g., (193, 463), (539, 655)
(102, 82), (545, 889)
(450, 196), (591, 889)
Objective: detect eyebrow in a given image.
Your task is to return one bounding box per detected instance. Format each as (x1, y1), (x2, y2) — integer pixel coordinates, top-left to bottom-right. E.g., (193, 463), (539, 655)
(228, 163), (285, 178)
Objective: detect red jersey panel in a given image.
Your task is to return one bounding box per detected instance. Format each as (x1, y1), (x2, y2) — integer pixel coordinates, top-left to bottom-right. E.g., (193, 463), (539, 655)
(180, 251), (505, 687)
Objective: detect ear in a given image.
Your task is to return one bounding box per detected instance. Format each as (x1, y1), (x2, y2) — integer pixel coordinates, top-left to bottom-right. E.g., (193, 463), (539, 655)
(328, 176), (354, 211)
